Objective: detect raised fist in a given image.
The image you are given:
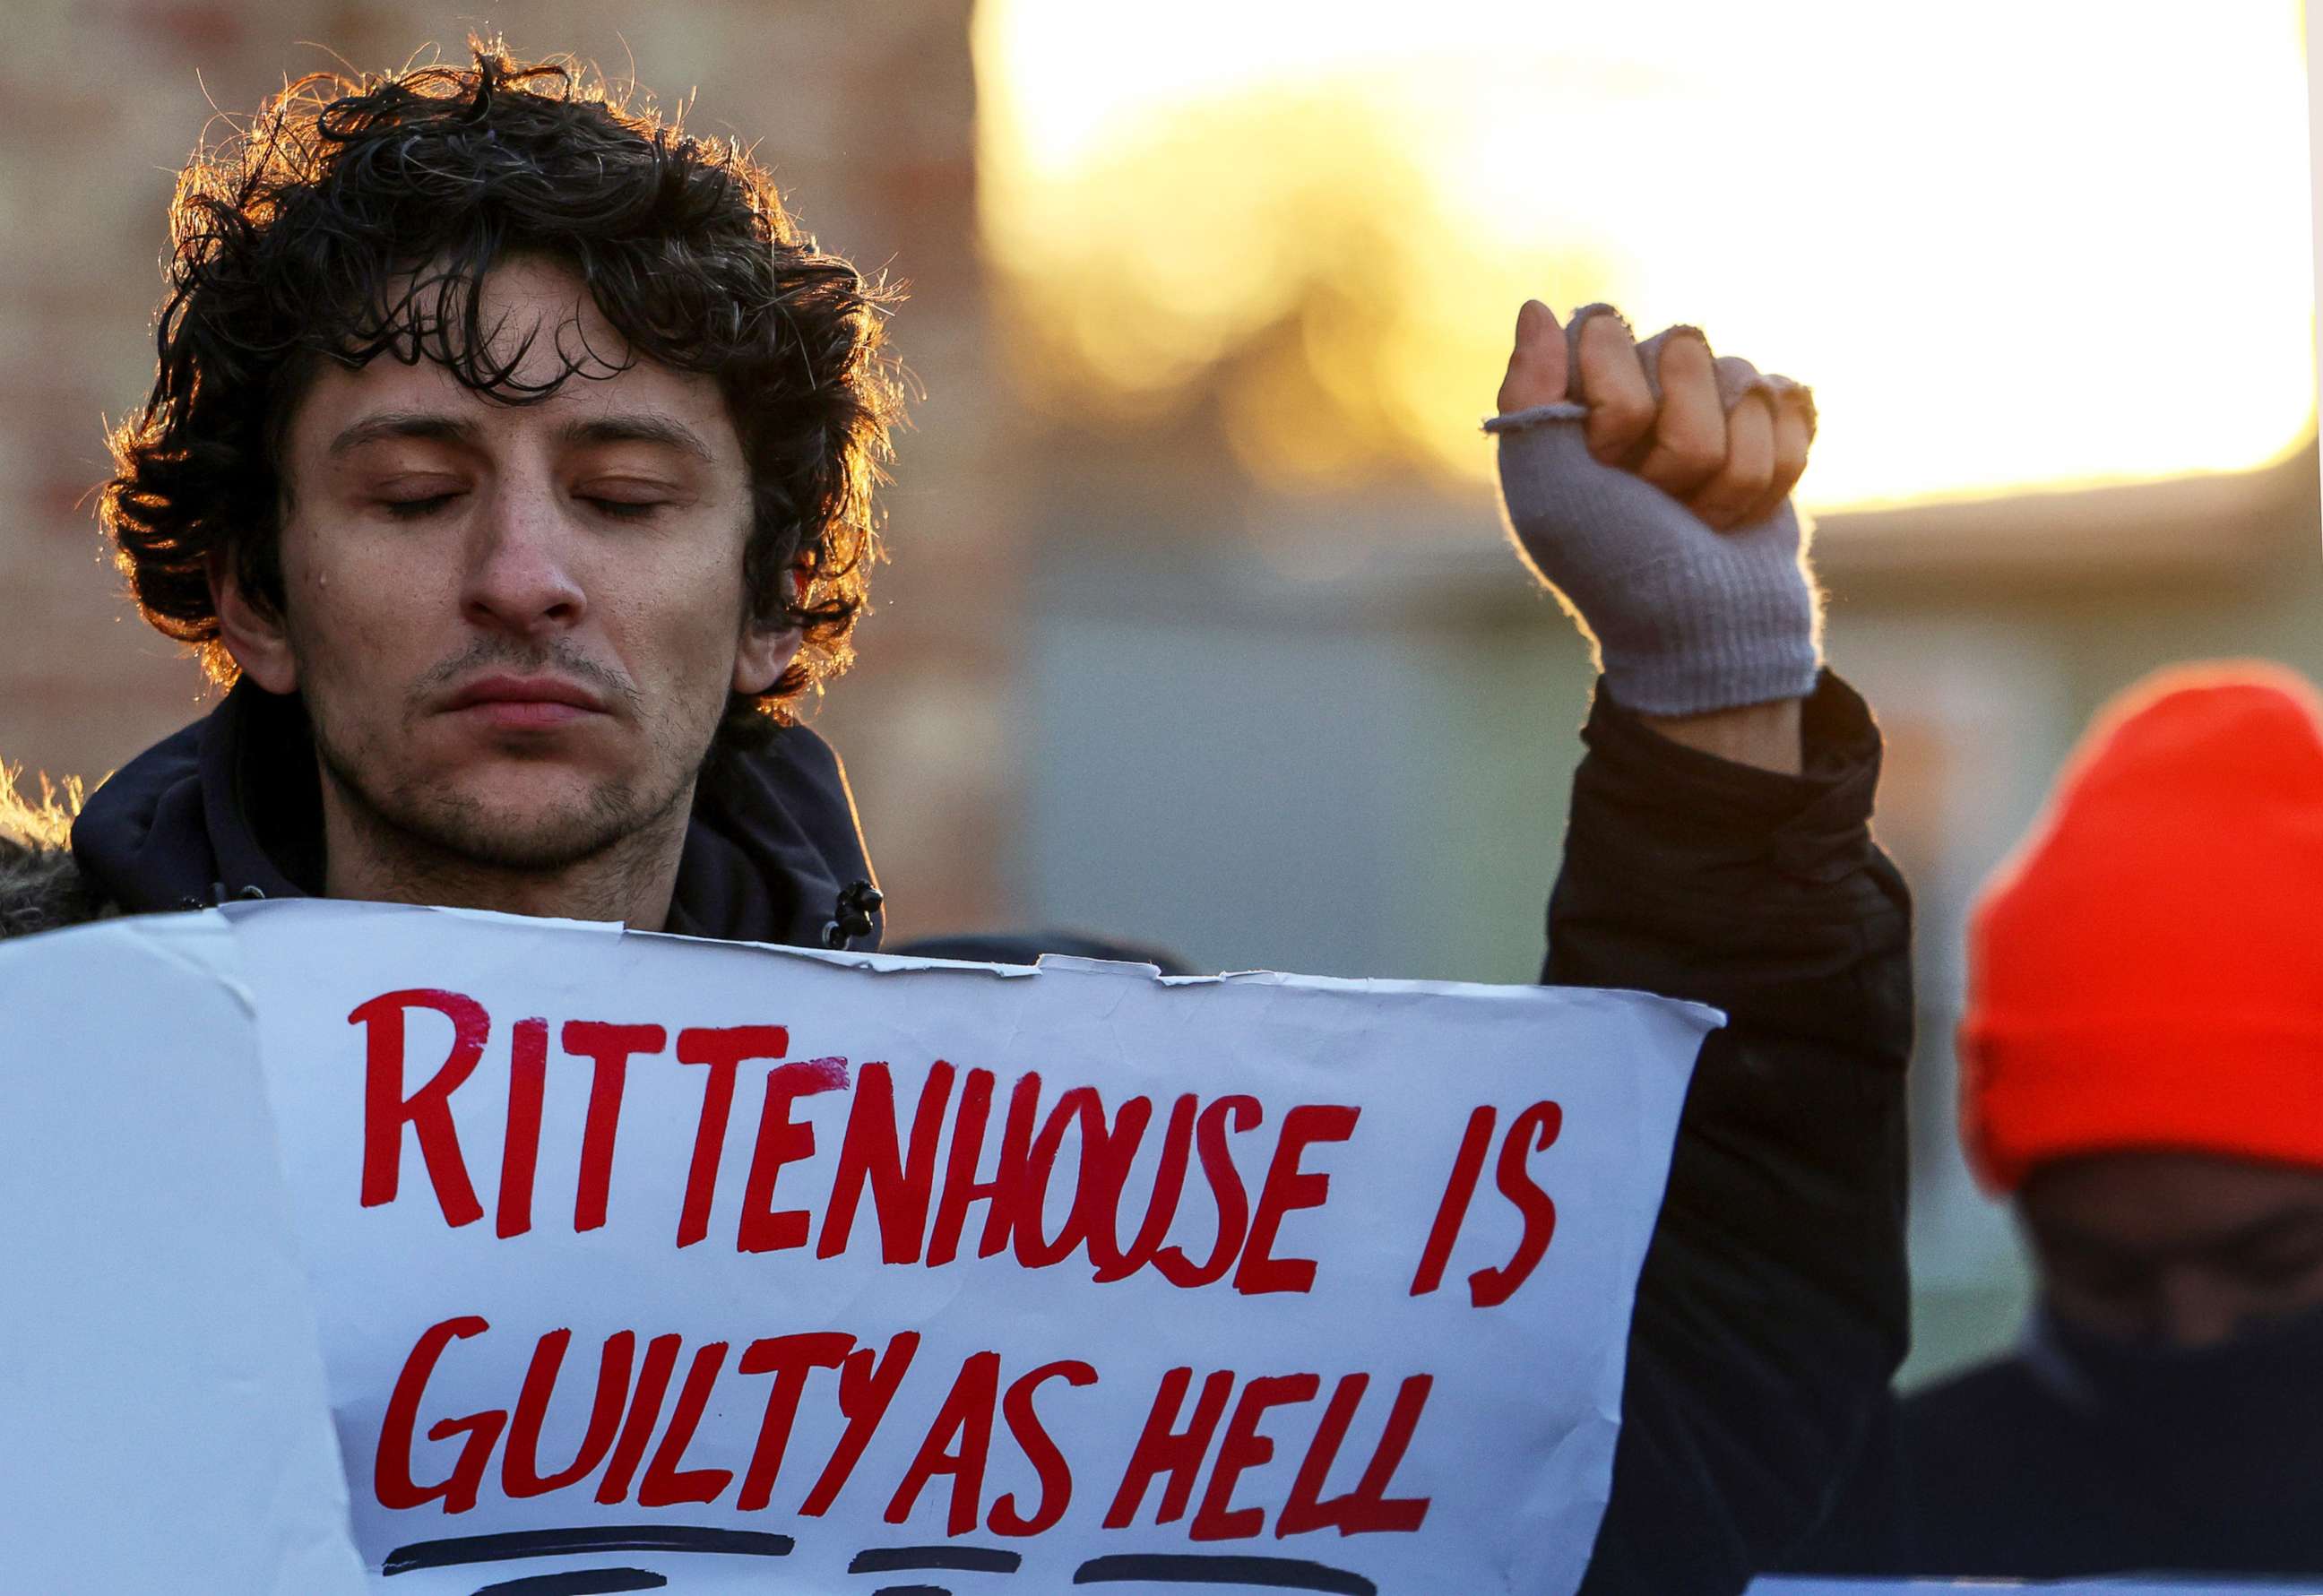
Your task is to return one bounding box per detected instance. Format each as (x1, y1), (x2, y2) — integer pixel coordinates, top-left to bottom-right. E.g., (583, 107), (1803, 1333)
(1490, 301), (1822, 719)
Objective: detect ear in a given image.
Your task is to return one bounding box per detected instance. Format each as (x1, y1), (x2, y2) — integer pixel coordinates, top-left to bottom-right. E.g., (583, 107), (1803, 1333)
(210, 555), (299, 694)
(733, 566), (807, 697)
(733, 621), (802, 698)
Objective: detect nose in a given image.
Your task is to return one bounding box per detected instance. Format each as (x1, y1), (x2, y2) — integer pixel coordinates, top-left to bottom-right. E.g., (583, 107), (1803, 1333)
(459, 477), (585, 637)
(2153, 1266), (2243, 1350)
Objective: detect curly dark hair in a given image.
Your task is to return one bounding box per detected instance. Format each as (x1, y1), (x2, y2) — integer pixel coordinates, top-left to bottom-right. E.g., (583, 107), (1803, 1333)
(101, 43), (903, 741)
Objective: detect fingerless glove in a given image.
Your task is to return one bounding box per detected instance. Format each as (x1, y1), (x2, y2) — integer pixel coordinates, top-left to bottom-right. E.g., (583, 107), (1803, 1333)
(1488, 321), (1823, 717)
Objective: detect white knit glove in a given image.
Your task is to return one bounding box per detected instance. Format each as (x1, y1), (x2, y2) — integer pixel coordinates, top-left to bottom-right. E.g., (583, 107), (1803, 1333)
(1487, 307), (1823, 717)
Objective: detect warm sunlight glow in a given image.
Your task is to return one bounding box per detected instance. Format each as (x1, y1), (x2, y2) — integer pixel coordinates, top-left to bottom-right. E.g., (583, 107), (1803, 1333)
(974, 0), (2316, 509)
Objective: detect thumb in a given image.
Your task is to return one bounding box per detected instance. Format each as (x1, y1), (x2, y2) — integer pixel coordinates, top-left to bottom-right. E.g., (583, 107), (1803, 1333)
(1496, 299), (1569, 414)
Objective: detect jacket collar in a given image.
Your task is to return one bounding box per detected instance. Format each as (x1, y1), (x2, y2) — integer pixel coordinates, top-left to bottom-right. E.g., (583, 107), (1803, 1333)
(70, 679), (878, 948)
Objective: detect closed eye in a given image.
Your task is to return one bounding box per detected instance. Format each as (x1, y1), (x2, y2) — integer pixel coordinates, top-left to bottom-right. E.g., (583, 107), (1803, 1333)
(583, 496), (670, 522)
(2046, 1248), (2150, 1301)
(2220, 1237), (2323, 1288)
(381, 493), (462, 520)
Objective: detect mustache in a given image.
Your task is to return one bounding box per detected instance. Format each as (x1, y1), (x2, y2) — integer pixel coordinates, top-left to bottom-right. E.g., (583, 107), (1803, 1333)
(412, 637), (642, 716)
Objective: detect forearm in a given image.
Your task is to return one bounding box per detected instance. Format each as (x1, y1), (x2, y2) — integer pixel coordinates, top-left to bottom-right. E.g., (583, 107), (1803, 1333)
(1492, 298), (1885, 1591)
(1555, 675), (1913, 1594)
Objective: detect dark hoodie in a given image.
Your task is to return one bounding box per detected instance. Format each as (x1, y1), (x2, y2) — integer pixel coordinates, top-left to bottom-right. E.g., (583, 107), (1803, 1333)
(63, 679), (880, 947)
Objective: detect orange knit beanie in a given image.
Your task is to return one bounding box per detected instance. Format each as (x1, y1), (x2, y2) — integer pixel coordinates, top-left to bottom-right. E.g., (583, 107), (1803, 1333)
(1960, 661), (2323, 1193)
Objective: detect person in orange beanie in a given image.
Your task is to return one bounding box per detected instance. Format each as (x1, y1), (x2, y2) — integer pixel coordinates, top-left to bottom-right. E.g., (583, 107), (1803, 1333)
(1795, 660), (2323, 1578)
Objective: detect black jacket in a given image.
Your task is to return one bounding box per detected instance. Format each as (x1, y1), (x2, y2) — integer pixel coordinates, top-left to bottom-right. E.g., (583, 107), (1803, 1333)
(1791, 1307), (2323, 1581)
(2, 671), (1910, 1595)
(57, 680), (880, 948)
(1559, 672), (1913, 1594)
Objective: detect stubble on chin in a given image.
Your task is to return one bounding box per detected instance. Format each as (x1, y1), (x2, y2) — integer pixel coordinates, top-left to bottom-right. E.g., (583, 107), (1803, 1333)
(309, 702), (699, 883)
(289, 614), (737, 916)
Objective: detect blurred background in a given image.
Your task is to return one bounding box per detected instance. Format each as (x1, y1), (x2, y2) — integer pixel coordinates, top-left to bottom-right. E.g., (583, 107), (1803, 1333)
(0, 0), (2314, 1385)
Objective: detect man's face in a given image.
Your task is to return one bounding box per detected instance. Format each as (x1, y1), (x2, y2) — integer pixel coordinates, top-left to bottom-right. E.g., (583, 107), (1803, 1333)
(2023, 1151), (2323, 1349)
(242, 256), (789, 875)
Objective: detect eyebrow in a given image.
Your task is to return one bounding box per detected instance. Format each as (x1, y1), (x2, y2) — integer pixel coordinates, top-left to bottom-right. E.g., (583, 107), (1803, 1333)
(324, 410), (718, 465)
(2044, 1209), (2323, 1263)
(325, 410), (479, 458)
(558, 414), (718, 464)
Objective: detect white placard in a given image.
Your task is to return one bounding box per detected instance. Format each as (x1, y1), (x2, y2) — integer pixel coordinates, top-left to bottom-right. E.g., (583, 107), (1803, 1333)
(0, 914), (365, 1594)
(223, 899), (1710, 1594)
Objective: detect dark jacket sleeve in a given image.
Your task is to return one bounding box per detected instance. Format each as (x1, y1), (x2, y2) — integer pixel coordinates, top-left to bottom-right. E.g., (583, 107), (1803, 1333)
(1554, 672), (1913, 1596)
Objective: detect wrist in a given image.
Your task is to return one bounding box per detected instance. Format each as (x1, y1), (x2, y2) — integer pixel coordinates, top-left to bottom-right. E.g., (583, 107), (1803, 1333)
(1637, 698), (1804, 776)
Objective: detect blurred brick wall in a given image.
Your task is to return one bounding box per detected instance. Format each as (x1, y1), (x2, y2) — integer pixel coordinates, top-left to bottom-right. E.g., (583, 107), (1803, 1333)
(0, 0), (1023, 936)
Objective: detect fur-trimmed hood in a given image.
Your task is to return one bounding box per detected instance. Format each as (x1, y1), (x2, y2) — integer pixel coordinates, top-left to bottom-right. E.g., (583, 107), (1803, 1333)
(0, 770), (99, 939)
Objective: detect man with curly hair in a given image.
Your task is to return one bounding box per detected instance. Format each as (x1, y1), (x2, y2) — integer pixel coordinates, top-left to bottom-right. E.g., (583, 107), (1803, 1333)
(18, 53), (895, 942)
(0, 45), (1911, 1596)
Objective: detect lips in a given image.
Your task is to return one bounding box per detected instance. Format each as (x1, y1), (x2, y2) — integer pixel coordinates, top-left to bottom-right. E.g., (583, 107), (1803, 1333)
(440, 674), (610, 729)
